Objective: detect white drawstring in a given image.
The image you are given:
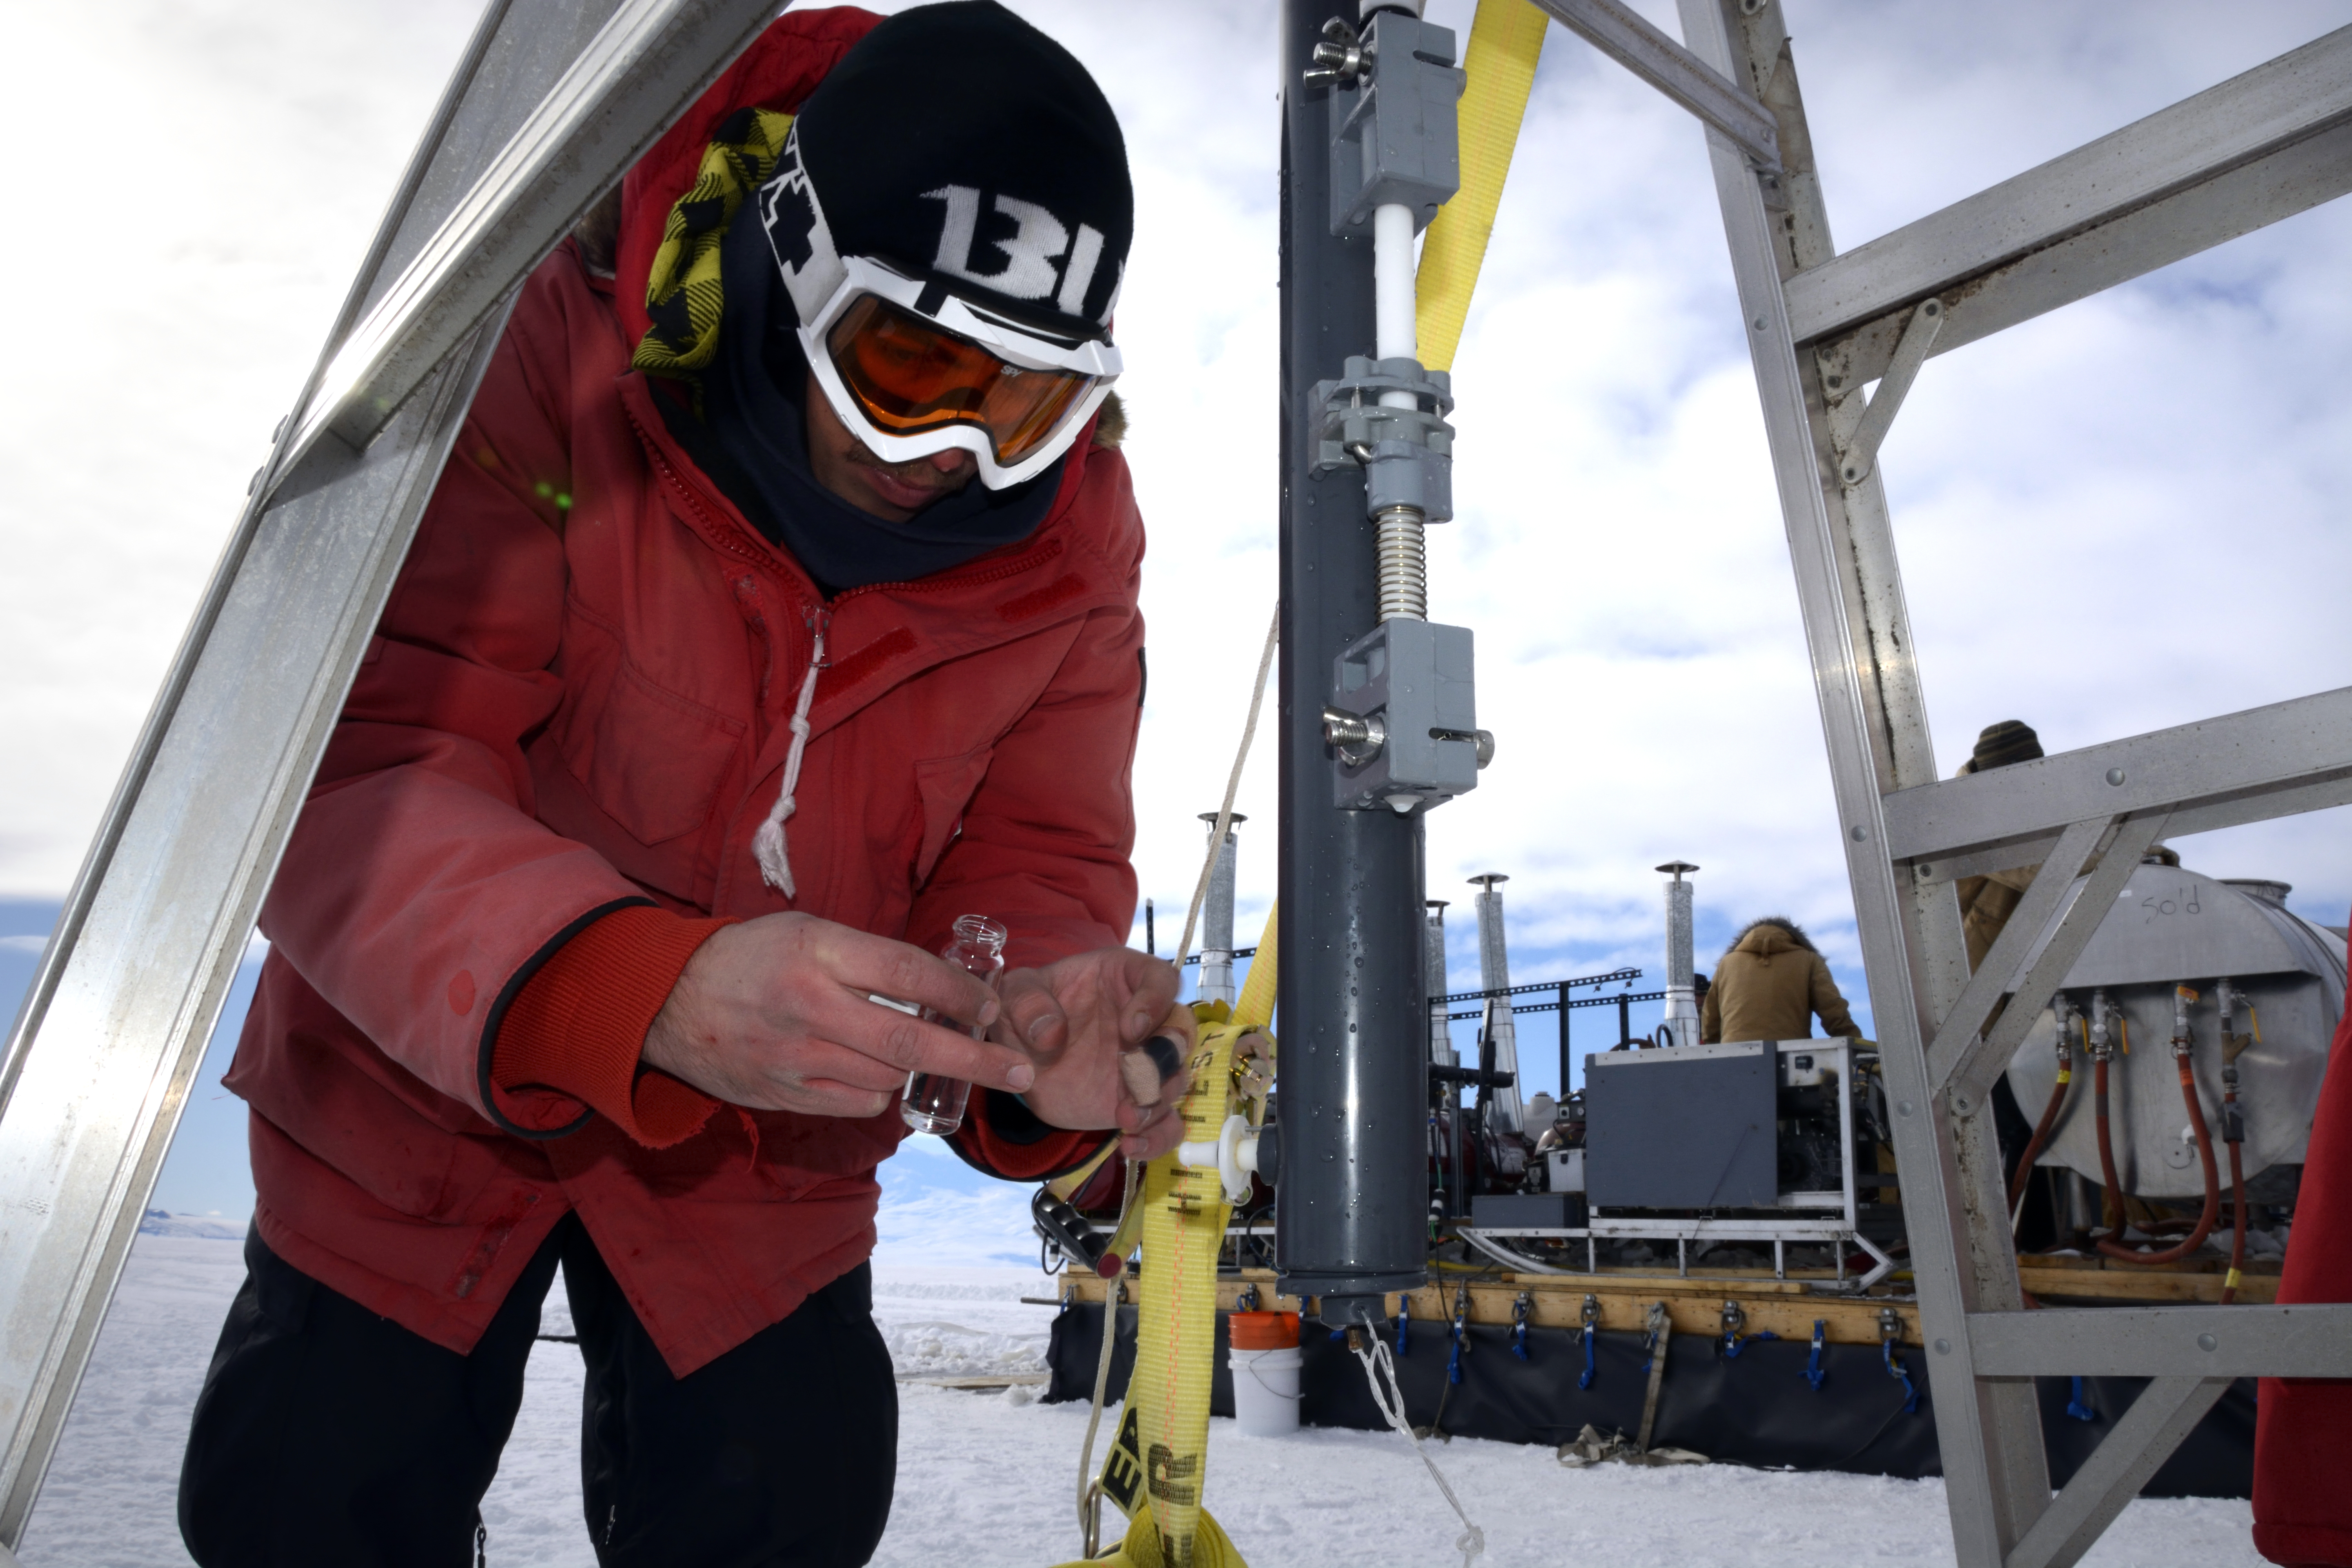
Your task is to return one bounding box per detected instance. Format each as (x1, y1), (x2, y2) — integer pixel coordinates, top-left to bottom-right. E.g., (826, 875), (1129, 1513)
(753, 621), (826, 897)
(1353, 1334), (1485, 1566)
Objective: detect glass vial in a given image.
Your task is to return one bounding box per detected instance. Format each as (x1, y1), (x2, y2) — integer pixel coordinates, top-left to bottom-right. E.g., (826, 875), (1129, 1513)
(900, 914), (1008, 1135)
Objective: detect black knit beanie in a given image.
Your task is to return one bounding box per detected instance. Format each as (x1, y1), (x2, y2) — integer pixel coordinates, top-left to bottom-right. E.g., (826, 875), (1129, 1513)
(1967, 720), (2045, 774)
(771, 1), (1131, 336)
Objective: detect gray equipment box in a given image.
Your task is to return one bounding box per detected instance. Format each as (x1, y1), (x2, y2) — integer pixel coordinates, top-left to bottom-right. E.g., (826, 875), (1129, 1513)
(1471, 1192), (1581, 1229)
(1583, 1042), (1777, 1209)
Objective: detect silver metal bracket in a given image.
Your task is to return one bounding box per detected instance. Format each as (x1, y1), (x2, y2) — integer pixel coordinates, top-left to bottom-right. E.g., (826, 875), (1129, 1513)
(1823, 295), (1943, 487)
(1326, 619), (1485, 813)
(1310, 355), (1455, 521)
(1322, 9), (1464, 234)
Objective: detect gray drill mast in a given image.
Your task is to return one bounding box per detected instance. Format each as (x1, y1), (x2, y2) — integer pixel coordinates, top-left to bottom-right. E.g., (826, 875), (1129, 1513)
(0, 4), (2348, 1566)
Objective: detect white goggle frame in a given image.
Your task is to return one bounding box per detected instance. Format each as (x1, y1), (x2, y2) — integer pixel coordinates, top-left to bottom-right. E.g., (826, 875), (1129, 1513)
(792, 257), (1121, 489)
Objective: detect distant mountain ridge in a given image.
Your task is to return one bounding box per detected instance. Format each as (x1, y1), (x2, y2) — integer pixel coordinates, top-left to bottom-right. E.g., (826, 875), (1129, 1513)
(136, 1210), (246, 1241)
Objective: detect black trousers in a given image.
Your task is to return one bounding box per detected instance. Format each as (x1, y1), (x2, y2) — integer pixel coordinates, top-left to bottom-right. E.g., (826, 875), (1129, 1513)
(178, 1216), (897, 1567)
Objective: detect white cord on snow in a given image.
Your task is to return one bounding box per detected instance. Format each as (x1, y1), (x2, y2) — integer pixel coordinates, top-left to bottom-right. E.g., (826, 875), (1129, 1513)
(753, 621), (827, 897)
(1352, 1334), (1486, 1567)
(1075, 1158), (1141, 1552)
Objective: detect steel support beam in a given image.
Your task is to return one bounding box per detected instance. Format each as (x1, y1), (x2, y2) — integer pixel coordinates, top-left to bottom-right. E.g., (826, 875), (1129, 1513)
(0, 0), (779, 1543)
(1273, 0), (1431, 1326)
(1678, 3), (2044, 1561)
(1970, 1304), (2352, 1379)
(303, 0), (784, 456)
(1789, 25), (2352, 363)
(1672, 6), (2351, 1566)
(2006, 1377), (2233, 1568)
(1530, 0), (1779, 171)
(1885, 686), (2352, 873)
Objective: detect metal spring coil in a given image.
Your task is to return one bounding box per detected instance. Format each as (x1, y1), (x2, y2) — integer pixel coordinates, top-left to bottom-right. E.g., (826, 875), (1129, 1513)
(1374, 506), (1427, 622)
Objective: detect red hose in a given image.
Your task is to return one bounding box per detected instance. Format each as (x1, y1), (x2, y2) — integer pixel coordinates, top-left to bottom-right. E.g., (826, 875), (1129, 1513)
(2008, 1062), (2074, 1214)
(2096, 1053), (2222, 1266)
(2094, 1054), (2125, 1231)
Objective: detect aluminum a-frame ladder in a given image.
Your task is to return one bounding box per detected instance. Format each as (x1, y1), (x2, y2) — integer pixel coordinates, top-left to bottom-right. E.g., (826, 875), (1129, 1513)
(0, 0), (793, 1550)
(1647, 2), (2352, 1565)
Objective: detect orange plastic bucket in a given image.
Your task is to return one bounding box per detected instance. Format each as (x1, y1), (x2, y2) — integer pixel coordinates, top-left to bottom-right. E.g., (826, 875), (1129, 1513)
(1228, 1310), (1300, 1350)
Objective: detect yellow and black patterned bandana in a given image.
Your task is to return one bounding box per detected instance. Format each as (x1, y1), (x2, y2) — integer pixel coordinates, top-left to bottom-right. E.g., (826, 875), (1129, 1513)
(631, 107), (794, 379)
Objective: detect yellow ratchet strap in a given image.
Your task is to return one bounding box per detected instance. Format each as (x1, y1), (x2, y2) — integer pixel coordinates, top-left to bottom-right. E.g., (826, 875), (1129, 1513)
(1413, 0), (1548, 373)
(1051, 22), (1546, 1563)
(1054, 908), (1278, 1568)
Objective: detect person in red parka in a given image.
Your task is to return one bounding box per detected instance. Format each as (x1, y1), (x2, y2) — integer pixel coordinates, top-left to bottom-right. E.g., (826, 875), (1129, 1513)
(2254, 924), (2352, 1566)
(177, 8), (1187, 1564)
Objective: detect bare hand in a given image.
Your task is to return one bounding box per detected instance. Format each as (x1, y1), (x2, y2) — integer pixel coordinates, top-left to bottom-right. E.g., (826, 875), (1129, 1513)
(992, 947), (1194, 1160)
(642, 913), (1034, 1118)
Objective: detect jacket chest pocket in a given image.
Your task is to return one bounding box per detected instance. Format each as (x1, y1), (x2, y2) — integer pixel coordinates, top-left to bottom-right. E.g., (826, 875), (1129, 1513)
(911, 746), (995, 884)
(551, 610), (748, 846)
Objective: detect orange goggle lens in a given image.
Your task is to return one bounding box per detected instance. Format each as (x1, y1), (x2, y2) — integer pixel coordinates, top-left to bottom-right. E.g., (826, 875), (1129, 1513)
(825, 294), (1097, 467)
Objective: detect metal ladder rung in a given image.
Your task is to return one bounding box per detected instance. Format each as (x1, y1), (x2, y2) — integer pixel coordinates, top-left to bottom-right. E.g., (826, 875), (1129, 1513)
(1967, 1304), (2352, 1379)
(1881, 685), (2352, 873)
(1784, 24), (2352, 351)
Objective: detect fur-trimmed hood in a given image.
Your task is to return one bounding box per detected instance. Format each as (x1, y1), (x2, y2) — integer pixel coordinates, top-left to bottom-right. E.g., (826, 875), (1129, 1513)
(1727, 916), (1817, 957)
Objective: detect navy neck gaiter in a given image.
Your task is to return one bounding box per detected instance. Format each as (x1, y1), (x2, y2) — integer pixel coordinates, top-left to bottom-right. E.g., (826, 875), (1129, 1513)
(655, 200), (1063, 599)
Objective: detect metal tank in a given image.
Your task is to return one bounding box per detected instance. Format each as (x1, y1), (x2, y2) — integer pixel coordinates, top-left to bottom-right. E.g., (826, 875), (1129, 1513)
(2004, 858), (2343, 1201)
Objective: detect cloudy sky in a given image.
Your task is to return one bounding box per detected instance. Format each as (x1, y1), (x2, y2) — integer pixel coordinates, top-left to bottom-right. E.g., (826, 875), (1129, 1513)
(3, 0), (2347, 1229)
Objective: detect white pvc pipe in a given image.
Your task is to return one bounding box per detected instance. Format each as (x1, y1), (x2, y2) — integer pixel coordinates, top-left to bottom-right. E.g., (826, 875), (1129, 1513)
(1372, 201), (1418, 410)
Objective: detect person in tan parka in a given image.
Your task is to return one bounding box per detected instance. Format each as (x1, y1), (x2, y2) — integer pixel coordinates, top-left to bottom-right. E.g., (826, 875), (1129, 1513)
(1700, 916), (1859, 1044)
(1952, 720), (2048, 970)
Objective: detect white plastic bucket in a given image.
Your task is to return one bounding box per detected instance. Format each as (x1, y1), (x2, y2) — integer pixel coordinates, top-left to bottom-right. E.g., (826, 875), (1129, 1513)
(1230, 1344), (1302, 1436)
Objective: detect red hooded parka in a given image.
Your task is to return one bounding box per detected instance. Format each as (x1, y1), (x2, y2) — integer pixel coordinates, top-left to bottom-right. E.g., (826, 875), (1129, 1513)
(227, 7), (1134, 1377)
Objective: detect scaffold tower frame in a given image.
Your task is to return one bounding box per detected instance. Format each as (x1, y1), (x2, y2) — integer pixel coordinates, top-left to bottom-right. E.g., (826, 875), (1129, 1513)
(0, 5), (2347, 1566)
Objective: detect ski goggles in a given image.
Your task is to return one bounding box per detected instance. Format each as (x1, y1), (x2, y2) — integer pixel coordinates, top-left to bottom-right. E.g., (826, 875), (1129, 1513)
(796, 256), (1121, 489)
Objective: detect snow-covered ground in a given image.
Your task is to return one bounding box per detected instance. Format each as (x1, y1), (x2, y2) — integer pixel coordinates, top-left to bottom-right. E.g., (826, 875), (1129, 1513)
(20, 1232), (2266, 1568)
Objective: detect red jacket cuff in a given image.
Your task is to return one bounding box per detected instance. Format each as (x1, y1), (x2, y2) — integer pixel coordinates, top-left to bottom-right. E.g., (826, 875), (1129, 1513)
(492, 905), (734, 1148)
(949, 1088), (1113, 1181)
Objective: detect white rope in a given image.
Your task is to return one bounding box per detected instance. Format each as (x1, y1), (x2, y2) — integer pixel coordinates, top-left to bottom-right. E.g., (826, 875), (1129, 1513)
(1074, 1157), (1141, 1553)
(753, 621), (826, 897)
(1352, 1335), (1485, 1567)
(1173, 605), (1279, 966)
